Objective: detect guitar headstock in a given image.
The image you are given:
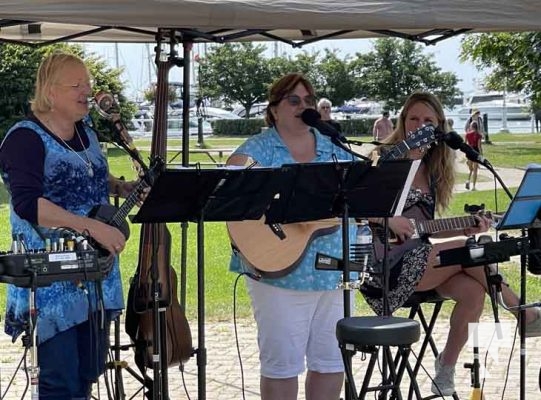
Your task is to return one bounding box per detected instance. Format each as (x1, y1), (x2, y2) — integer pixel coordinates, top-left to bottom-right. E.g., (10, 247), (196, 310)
(404, 124), (438, 152)
(380, 124), (439, 162)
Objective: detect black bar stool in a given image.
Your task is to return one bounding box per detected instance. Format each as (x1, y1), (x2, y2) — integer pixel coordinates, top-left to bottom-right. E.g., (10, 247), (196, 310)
(401, 290), (460, 400)
(336, 315), (420, 400)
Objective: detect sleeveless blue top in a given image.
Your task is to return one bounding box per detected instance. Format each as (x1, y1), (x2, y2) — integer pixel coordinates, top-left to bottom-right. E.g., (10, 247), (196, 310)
(229, 127), (358, 291)
(1, 120), (124, 344)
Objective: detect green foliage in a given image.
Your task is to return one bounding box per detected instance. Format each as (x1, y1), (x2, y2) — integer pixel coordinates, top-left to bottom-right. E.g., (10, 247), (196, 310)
(338, 118), (377, 136)
(351, 38), (461, 111)
(198, 43), (272, 117)
(460, 32), (541, 108)
(212, 118), (267, 136)
(316, 49), (358, 106)
(0, 43), (136, 140)
(198, 39), (460, 113)
(211, 117), (391, 137)
(0, 44), (54, 135)
(142, 84), (178, 103)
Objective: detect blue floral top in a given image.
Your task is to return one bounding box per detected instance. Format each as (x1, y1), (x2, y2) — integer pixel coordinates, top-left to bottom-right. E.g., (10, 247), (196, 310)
(229, 126), (358, 291)
(1, 120), (124, 344)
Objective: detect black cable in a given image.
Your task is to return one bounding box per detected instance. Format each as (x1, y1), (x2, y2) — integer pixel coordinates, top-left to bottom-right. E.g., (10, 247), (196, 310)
(500, 321), (519, 400)
(0, 347), (29, 400)
(21, 347), (30, 400)
(233, 272), (253, 400)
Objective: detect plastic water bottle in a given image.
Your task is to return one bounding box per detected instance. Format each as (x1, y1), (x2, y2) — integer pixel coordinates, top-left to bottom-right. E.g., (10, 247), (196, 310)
(355, 220), (374, 270)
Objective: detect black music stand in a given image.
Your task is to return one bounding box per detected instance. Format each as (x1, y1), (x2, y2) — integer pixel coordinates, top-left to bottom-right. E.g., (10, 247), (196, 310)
(495, 166), (541, 400)
(264, 159), (416, 400)
(265, 159), (418, 316)
(131, 166), (284, 400)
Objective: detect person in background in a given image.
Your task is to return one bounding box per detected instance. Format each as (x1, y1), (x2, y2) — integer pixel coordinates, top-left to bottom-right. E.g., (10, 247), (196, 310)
(446, 117), (454, 130)
(317, 97), (342, 133)
(534, 107), (541, 133)
(464, 121), (483, 190)
(361, 91), (541, 397)
(372, 110), (394, 141)
(0, 51), (141, 399)
(465, 108), (485, 139)
(227, 73), (357, 400)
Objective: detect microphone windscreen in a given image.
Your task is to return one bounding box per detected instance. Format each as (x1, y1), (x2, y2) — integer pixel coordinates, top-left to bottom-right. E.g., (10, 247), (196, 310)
(96, 92), (115, 112)
(300, 109), (322, 126)
(443, 131), (464, 150)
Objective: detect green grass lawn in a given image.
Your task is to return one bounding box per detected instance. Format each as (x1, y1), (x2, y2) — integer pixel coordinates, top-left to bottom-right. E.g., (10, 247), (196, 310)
(0, 133), (540, 321)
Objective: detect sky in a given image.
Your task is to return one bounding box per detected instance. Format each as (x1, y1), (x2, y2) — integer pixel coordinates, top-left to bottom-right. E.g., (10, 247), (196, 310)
(85, 34), (484, 101)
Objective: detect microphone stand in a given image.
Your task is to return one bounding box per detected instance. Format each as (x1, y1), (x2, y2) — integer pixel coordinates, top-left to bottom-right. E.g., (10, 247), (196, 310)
(330, 136), (372, 162)
(345, 138), (384, 147)
(475, 156), (530, 400)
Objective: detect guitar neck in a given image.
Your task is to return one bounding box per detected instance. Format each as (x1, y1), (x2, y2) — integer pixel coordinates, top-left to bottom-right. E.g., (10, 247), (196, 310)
(415, 215), (478, 236)
(110, 180), (148, 227)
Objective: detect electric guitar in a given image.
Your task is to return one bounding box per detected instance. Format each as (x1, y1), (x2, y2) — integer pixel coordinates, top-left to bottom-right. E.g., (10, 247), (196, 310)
(227, 124), (439, 278)
(87, 159), (163, 260)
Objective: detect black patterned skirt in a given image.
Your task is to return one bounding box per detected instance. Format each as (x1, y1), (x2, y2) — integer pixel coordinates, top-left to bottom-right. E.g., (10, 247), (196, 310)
(361, 243), (432, 315)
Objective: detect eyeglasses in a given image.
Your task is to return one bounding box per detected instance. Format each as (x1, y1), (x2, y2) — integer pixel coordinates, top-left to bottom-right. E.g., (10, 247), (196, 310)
(320, 106), (331, 110)
(281, 94), (317, 107)
(55, 80), (94, 91)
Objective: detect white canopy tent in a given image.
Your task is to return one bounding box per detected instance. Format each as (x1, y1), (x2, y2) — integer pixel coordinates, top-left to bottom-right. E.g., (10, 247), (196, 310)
(0, 0), (539, 46)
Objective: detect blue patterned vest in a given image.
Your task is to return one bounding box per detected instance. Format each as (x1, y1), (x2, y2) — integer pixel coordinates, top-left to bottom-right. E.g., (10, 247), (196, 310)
(1, 120), (124, 344)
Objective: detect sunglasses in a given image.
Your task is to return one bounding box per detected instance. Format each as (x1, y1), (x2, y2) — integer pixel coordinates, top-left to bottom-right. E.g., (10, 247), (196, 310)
(320, 106), (331, 110)
(281, 94), (317, 107)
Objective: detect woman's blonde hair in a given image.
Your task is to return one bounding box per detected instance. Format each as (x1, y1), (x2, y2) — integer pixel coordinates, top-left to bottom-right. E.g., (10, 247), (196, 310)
(31, 52), (88, 113)
(383, 92), (455, 213)
(265, 73), (315, 126)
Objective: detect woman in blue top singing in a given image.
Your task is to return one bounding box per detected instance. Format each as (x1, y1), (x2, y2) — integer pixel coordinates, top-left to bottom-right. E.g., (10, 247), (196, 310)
(227, 73), (357, 400)
(0, 51), (139, 399)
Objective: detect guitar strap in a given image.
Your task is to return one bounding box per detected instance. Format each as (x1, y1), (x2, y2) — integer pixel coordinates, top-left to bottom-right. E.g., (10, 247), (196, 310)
(361, 185), (436, 297)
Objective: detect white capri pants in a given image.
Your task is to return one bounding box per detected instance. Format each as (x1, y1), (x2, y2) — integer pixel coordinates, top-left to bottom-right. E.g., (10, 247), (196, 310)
(245, 277), (350, 379)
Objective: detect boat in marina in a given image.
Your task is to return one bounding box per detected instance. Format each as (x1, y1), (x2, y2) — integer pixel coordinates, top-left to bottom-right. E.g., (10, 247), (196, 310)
(455, 100), (531, 121)
(448, 91), (533, 133)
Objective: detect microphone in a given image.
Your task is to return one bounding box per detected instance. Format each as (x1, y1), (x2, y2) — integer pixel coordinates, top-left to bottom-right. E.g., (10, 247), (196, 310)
(93, 91), (117, 120)
(300, 109), (347, 143)
(91, 91), (147, 171)
(442, 130), (487, 164)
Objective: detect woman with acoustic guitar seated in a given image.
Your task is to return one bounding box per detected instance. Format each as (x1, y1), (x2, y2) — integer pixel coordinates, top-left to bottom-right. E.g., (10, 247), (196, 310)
(0, 51), (140, 399)
(360, 91), (541, 396)
(227, 73), (357, 400)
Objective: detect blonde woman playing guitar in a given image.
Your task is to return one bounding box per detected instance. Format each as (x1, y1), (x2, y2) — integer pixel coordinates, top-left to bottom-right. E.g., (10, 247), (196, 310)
(360, 92), (541, 397)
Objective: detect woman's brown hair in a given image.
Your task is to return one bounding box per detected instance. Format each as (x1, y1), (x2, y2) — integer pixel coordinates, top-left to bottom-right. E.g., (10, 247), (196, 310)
(265, 73), (315, 126)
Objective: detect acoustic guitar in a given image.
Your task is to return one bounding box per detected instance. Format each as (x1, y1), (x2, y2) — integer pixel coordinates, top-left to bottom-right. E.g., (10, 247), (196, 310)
(371, 212), (491, 269)
(227, 124), (439, 278)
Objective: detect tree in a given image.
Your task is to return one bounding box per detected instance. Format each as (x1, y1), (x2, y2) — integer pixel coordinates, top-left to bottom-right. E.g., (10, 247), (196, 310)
(460, 32), (541, 108)
(0, 43), (135, 139)
(316, 49), (358, 106)
(142, 84), (178, 103)
(350, 38), (461, 111)
(198, 43), (272, 118)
